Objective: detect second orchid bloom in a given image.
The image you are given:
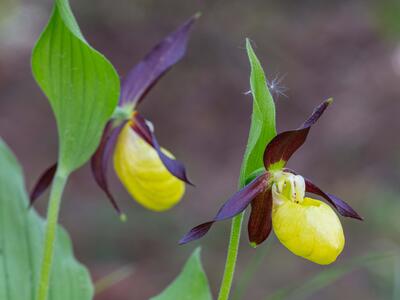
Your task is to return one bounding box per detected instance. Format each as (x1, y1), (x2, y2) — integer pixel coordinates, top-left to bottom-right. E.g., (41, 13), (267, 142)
(180, 99), (362, 265)
(30, 15), (198, 214)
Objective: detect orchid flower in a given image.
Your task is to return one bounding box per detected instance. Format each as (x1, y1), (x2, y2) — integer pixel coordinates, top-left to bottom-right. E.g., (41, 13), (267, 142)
(30, 14), (199, 215)
(180, 99), (362, 265)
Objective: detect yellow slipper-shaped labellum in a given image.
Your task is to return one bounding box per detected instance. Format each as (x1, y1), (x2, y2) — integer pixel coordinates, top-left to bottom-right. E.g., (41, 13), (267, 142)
(113, 122), (185, 211)
(272, 196), (345, 265)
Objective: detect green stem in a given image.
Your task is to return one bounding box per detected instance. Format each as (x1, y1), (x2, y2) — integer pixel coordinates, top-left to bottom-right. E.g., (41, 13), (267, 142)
(36, 169), (68, 300)
(217, 212), (244, 300)
(233, 238), (273, 300)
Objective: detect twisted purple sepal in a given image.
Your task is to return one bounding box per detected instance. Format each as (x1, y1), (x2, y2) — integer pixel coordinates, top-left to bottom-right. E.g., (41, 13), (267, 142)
(120, 13), (200, 106)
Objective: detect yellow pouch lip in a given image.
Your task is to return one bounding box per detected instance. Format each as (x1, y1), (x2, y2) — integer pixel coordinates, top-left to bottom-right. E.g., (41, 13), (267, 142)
(272, 196), (345, 265)
(113, 123), (185, 211)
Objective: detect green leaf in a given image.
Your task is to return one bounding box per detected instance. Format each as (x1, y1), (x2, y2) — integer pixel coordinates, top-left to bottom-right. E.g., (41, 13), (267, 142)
(150, 248), (212, 300)
(265, 252), (397, 300)
(31, 0), (120, 174)
(239, 39), (276, 187)
(0, 138), (93, 299)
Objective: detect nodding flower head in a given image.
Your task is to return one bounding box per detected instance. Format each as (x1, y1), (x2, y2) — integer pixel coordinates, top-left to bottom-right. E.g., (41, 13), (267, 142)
(180, 99), (361, 265)
(29, 14), (199, 217)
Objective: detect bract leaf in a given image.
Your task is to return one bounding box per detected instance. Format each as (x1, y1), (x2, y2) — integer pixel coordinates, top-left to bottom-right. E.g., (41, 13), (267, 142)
(240, 39), (276, 187)
(32, 0), (120, 173)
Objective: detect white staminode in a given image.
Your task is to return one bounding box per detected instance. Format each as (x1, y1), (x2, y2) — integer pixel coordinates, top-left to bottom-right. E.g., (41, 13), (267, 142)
(272, 172), (305, 205)
(145, 119), (154, 132)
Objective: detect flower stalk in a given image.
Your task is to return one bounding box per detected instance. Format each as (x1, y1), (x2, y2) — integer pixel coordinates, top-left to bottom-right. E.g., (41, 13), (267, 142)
(217, 212), (245, 300)
(217, 163), (250, 300)
(36, 169), (68, 300)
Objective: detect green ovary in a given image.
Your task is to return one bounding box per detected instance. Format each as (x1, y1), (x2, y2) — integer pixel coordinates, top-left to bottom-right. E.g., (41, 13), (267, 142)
(272, 197), (345, 265)
(113, 122), (185, 211)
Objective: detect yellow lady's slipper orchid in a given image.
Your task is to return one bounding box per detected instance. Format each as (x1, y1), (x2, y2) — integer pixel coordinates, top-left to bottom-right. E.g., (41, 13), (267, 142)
(181, 99), (361, 266)
(29, 15), (197, 216)
(113, 122), (185, 211)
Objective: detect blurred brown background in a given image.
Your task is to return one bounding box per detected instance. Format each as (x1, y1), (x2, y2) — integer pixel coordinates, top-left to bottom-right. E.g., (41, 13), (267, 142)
(1, 0), (400, 299)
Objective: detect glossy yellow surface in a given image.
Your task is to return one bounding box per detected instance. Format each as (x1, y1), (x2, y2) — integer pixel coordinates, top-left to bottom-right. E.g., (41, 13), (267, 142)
(272, 196), (345, 265)
(113, 123), (185, 211)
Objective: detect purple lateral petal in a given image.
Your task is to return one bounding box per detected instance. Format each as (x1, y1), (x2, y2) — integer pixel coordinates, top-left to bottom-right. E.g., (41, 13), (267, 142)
(132, 113), (193, 185)
(91, 121), (126, 215)
(29, 163), (57, 206)
(264, 98), (332, 169)
(178, 222), (214, 245)
(179, 174), (267, 244)
(120, 13), (200, 106)
(248, 188), (273, 246)
(305, 178), (363, 220)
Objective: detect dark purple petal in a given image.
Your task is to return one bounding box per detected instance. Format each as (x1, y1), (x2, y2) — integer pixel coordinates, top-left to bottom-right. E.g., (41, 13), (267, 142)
(178, 222), (214, 245)
(91, 121), (126, 215)
(179, 174), (267, 244)
(132, 113), (193, 185)
(248, 188), (273, 246)
(305, 178), (363, 220)
(264, 98), (332, 169)
(29, 163), (57, 206)
(120, 13), (200, 106)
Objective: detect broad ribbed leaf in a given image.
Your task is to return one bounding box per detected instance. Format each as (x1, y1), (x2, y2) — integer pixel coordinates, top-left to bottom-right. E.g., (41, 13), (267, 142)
(150, 248), (212, 300)
(32, 0), (120, 173)
(240, 39), (276, 187)
(0, 139), (93, 299)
